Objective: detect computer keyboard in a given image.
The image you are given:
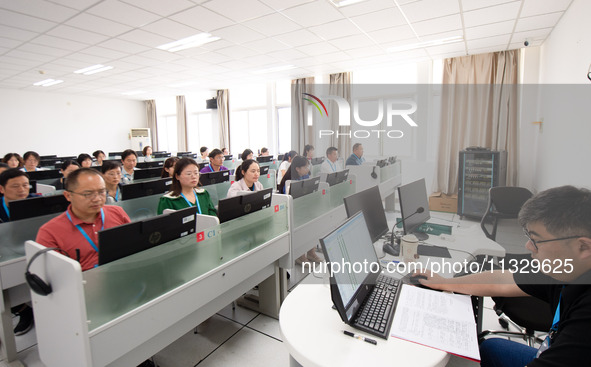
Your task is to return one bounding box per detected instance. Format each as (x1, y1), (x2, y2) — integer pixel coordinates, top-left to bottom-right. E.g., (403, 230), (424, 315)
(353, 274), (400, 339)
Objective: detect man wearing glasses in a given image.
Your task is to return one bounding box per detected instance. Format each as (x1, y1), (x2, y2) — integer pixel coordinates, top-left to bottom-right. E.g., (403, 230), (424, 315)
(199, 148), (229, 173)
(416, 186), (591, 367)
(36, 168), (131, 271)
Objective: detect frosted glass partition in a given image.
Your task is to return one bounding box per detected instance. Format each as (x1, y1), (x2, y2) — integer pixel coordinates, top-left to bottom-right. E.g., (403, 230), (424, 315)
(204, 181), (231, 207)
(259, 161), (279, 172)
(328, 176), (356, 209)
(310, 164), (323, 178)
(258, 169), (277, 190)
(380, 161), (401, 183)
(112, 194), (161, 221)
(82, 203), (289, 331)
(292, 189), (331, 228)
(0, 213), (60, 262)
(222, 159), (239, 171)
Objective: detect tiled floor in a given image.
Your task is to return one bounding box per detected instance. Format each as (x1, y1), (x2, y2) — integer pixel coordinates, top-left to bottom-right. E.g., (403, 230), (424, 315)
(3, 212), (543, 367)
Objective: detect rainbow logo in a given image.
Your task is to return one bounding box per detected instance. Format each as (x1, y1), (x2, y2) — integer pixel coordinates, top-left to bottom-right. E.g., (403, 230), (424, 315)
(302, 93), (328, 117)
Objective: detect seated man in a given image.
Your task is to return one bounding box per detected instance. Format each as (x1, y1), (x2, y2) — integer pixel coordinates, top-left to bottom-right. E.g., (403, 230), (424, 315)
(120, 149), (138, 184)
(36, 168), (131, 271)
(320, 146), (343, 174)
(199, 149), (229, 173)
(345, 143), (365, 166)
(417, 186), (591, 367)
(0, 168), (39, 223)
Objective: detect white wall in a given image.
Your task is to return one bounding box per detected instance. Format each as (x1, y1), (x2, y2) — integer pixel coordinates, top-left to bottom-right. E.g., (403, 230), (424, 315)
(0, 89), (146, 157)
(533, 0), (591, 190)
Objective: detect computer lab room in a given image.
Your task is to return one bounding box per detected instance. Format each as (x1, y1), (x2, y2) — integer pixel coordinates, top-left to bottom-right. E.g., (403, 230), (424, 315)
(0, 0), (590, 366)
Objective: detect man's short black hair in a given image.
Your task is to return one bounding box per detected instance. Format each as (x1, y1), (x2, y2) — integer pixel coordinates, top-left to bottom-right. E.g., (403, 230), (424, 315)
(0, 168), (28, 187)
(77, 153), (92, 165)
(352, 143), (362, 151)
(121, 149), (137, 161)
(326, 147), (338, 156)
(60, 160), (80, 171)
(64, 168), (103, 191)
(208, 148), (223, 159)
(200, 146), (208, 154)
(101, 160), (121, 174)
(23, 151), (40, 162)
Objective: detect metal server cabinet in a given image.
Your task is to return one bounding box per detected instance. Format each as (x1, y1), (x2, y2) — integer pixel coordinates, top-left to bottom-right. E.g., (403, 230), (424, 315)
(458, 149), (507, 218)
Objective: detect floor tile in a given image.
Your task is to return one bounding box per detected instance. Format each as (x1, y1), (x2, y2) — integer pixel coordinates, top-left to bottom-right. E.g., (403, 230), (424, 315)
(246, 314), (282, 341)
(216, 302), (259, 325)
(154, 314), (244, 367)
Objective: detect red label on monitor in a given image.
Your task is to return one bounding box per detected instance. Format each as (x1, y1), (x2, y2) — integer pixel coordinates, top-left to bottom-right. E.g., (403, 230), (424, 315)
(267, 174), (270, 178)
(349, 180), (352, 184)
(274, 205), (279, 212)
(196, 231), (205, 242)
(231, 181), (234, 184)
(322, 189), (326, 195)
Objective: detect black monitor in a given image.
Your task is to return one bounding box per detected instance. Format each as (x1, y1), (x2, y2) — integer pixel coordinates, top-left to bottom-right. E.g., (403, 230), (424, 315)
(388, 156), (397, 164)
(259, 165), (269, 176)
(57, 156), (76, 161)
(177, 152), (197, 158)
(108, 152), (124, 158)
(376, 159), (388, 168)
(256, 156), (274, 163)
(136, 161), (164, 169)
(26, 169), (61, 181)
(397, 178), (431, 241)
(311, 157), (324, 165)
(134, 167), (164, 180)
(153, 152), (171, 158)
(277, 154), (284, 161)
(120, 178), (172, 200)
(199, 170), (230, 186)
(29, 180), (37, 194)
(289, 177), (320, 199)
(224, 155), (233, 161)
(217, 188), (273, 223)
(98, 206), (197, 265)
(9, 194), (69, 221)
(39, 158), (59, 167)
(40, 155), (57, 159)
(197, 162), (208, 171)
(343, 185), (389, 243)
(324, 169), (349, 187)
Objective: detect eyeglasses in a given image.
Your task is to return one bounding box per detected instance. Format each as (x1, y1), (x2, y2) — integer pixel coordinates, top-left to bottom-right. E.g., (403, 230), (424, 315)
(104, 171), (122, 177)
(182, 171), (200, 177)
(523, 228), (583, 250)
(68, 189), (107, 200)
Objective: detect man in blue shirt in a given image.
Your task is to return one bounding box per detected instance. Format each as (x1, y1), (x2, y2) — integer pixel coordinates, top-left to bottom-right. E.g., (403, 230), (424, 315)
(345, 143), (365, 166)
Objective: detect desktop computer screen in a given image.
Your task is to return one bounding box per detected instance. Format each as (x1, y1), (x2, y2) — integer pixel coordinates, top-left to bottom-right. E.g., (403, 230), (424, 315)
(217, 188), (272, 223)
(10, 195), (69, 221)
(310, 157), (324, 165)
(259, 165), (270, 176)
(26, 169), (61, 181)
(343, 185), (389, 243)
(199, 170), (230, 186)
(120, 178), (172, 200)
(289, 177), (320, 199)
(134, 167), (164, 180)
(256, 156), (274, 163)
(324, 169), (349, 187)
(397, 178), (431, 240)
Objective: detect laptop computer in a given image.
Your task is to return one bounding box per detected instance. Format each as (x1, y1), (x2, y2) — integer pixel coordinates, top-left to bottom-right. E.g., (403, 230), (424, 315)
(319, 211), (403, 339)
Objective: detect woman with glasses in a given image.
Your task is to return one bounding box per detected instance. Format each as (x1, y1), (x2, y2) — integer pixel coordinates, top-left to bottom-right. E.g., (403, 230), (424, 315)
(157, 157), (217, 216)
(101, 161), (123, 203)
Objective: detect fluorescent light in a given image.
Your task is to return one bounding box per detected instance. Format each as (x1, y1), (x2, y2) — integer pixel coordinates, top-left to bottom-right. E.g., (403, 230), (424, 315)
(121, 90), (146, 96)
(33, 79), (64, 87)
(387, 36), (464, 53)
(252, 65), (296, 74)
(83, 65), (114, 75)
(329, 0), (366, 7)
(157, 33), (221, 52)
(74, 64), (114, 75)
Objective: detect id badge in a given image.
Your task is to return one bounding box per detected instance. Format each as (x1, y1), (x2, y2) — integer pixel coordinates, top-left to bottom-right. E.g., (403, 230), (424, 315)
(536, 335), (551, 358)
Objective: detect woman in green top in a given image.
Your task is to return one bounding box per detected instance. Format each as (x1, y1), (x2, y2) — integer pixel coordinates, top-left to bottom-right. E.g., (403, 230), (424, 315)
(157, 157), (217, 216)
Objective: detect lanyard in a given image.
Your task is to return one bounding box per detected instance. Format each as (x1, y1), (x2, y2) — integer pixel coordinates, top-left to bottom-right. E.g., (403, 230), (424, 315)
(180, 190), (202, 214)
(2, 197), (9, 219)
(65, 208), (104, 253)
(115, 186), (120, 202)
(328, 160), (337, 172)
(209, 164), (215, 172)
(537, 286), (563, 357)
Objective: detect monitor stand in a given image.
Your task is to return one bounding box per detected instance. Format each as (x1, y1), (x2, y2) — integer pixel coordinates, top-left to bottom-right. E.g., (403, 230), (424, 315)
(410, 231), (429, 241)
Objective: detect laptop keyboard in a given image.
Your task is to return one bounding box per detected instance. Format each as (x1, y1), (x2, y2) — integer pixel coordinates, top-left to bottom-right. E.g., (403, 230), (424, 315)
(353, 274), (400, 339)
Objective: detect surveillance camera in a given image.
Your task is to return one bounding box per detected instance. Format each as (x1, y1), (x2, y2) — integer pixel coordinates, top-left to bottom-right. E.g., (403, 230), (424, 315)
(524, 39), (530, 47)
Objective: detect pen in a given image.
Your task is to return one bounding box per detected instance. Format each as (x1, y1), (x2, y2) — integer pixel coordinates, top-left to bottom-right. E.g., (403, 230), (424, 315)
(343, 330), (377, 345)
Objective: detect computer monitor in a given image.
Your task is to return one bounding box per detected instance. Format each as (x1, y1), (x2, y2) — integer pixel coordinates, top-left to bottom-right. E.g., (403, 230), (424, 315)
(40, 155), (57, 159)
(197, 162), (208, 171)
(108, 152), (124, 158)
(388, 156), (397, 164)
(120, 178), (172, 200)
(153, 152), (171, 158)
(256, 156), (274, 163)
(289, 177), (320, 199)
(343, 185), (389, 243)
(217, 188), (273, 223)
(39, 158), (59, 167)
(134, 167), (163, 180)
(28, 180), (37, 194)
(136, 161), (164, 169)
(177, 152), (197, 158)
(311, 157), (324, 165)
(376, 159), (388, 168)
(259, 165), (269, 176)
(9, 195), (69, 221)
(324, 169), (349, 187)
(277, 154), (284, 161)
(224, 155), (233, 161)
(26, 169), (61, 181)
(199, 170), (230, 186)
(98, 206), (197, 265)
(397, 178), (431, 241)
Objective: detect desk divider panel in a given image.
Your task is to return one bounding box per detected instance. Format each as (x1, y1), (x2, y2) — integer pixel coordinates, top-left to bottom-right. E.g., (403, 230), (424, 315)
(258, 168), (276, 190)
(204, 181), (231, 207)
(328, 175), (357, 209)
(258, 160), (279, 173)
(222, 159), (239, 171)
(112, 194), (161, 221)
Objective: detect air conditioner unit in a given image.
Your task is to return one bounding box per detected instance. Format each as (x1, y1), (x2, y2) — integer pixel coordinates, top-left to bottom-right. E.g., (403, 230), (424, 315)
(130, 128), (151, 151)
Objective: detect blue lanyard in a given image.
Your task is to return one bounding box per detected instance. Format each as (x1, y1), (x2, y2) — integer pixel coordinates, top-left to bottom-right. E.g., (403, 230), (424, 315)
(2, 197), (9, 219)
(180, 190), (202, 214)
(328, 160), (337, 172)
(65, 208), (104, 253)
(115, 186), (120, 202)
(551, 288), (563, 332)
(209, 164), (214, 172)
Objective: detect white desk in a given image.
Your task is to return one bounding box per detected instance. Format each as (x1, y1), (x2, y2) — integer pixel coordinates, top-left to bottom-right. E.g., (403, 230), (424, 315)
(280, 284), (450, 367)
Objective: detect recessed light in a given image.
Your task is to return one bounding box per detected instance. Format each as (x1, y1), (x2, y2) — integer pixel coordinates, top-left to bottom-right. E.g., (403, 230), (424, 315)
(33, 79), (64, 87)
(329, 0), (366, 7)
(157, 33), (221, 53)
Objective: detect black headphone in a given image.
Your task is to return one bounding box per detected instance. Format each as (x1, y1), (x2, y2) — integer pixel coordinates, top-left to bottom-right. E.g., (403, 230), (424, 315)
(371, 167), (378, 179)
(25, 247), (69, 296)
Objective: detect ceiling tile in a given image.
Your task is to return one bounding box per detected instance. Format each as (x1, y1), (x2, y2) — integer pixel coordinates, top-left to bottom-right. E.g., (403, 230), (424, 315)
(46, 25), (110, 44)
(399, 0), (460, 22)
(514, 12), (563, 33)
(466, 34), (510, 49)
(138, 49), (184, 62)
(118, 54), (162, 67)
(281, 1), (344, 27)
(213, 24), (266, 44)
(99, 38), (151, 53)
(31, 35), (89, 51)
(118, 29), (174, 48)
(141, 19), (202, 40)
(463, 1), (521, 28)
(298, 42), (341, 57)
(63, 52), (112, 64)
(344, 45), (384, 58)
(120, 0), (196, 17)
(0, 0), (79, 22)
(367, 25), (417, 44)
(336, 0), (396, 17)
(170, 6), (233, 32)
(17, 43), (73, 57)
(511, 28), (552, 42)
(0, 37), (23, 49)
(243, 37), (290, 53)
(520, 0), (572, 17)
(86, 0), (161, 28)
(308, 19), (362, 41)
(64, 13), (133, 37)
(78, 46), (131, 60)
(425, 41), (466, 55)
(465, 20), (514, 40)
(460, 0), (518, 12)
(241, 54), (281, 66)
(412, 14), (462, 36)
(6, 49), (55, 63)
(267, 48), (308, 61)
(0, 24), (38, 42)
(215, 45), (259, 59)
(243, 13), (301, 36)
(0, 9), (57, 33)
(330, 34), (375, 50)
(203, 0), (274, 23)
(350, 8), (407, 33)
(273, 29), (323, 47)
(259, 0), (313, 11)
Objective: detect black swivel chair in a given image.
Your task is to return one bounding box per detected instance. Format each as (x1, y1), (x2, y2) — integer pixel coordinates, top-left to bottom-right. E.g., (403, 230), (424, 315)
(478, 186), (552, 346)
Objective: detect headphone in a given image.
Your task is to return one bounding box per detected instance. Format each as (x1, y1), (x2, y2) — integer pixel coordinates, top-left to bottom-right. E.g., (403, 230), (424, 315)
(370, 167), (378, 179)
(25, 247), (69, 296)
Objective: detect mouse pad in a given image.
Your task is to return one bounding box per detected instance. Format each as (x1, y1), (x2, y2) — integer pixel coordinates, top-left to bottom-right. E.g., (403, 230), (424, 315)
(417, 244), (451, 258)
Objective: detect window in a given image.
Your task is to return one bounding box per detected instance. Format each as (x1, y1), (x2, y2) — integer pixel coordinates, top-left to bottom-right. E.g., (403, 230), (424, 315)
(230, 109), (267, 155)
(277, 107), (291, 154)
(157, 115), (178, 153)
(187, 112), (215, 153)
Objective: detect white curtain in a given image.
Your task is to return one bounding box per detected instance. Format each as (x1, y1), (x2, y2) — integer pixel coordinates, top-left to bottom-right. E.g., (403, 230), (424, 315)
(145, 100), (158, 150)
(176, 95), (188, 152)
(329, 72), (352, 157)
(217, 89), (230, 150)
(291, 77), (315, 154)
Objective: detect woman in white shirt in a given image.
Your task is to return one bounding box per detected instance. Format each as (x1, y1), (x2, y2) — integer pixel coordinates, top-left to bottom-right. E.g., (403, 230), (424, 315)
(227, 159), (263, 197)
(277, 150), (297, 185)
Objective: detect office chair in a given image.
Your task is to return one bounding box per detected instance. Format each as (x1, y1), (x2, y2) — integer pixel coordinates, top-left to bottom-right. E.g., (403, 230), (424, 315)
(478, 187), (551, 346)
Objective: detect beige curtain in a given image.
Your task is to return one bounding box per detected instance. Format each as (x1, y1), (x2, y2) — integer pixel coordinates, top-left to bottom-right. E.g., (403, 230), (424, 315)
(329, 72), (352, 158)
(217, 90), (230, 150)
(435, 50), (520, 194)
(291, 77), (315, 154)
(176, 95), (188, 152)
(145, 100), (158, 150)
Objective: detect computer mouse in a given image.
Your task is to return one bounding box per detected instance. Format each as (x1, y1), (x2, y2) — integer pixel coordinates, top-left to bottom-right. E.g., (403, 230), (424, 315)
(409, 274), (428, 286)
